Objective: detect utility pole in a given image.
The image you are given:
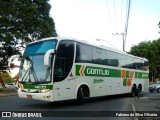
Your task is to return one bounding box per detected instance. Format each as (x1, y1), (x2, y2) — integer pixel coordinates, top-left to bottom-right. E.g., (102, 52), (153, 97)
(112, 33), (126, 51)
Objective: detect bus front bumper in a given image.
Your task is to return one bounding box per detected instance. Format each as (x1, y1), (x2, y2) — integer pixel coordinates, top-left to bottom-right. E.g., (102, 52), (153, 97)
(18, 89), (54, 102)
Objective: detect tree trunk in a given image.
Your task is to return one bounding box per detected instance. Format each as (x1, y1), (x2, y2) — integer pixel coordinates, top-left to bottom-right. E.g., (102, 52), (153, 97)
(13, 73), (19, 84)
(0, 76), (6, 88)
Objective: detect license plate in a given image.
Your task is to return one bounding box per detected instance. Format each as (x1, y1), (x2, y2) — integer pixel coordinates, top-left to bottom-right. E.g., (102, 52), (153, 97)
(27, 95), (32, 99)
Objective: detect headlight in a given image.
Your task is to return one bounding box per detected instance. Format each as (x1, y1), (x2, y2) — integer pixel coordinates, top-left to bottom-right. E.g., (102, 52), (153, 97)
(39, 89), (50, 93)
(18, 88), (22, 91)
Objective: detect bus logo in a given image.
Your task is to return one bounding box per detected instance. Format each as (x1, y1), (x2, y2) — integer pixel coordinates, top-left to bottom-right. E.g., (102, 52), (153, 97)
(79, 65), (85, 76)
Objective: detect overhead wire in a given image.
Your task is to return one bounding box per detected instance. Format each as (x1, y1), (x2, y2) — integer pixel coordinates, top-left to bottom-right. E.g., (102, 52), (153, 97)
(114, 0), (118, 32)
(105, 0), (113, 34)
(105, 0), (132, 51)
(120, 0), (124, 33)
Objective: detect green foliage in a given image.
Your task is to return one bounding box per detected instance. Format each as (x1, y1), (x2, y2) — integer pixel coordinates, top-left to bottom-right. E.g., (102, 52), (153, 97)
(0, 0), (57, 71)
(129, 38), (160, 80)
(0, 72), (14, 84)
(0, 0), (57, 42)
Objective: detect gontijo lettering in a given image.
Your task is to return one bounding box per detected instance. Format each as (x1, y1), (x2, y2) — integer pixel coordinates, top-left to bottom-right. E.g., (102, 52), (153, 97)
(87, 68), (109, 76)
(76, 65), (111, 77)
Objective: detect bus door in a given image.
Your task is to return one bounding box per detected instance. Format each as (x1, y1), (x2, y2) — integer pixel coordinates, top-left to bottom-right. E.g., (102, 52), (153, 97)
(53, 40), (76, 101)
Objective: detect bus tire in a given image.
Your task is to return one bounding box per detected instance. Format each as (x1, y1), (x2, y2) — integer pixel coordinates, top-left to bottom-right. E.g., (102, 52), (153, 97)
(76, 87), (85, 105)
(136, 84), (142, 96)
(130, 85), (136, 97)
(135, 89), (139, 96)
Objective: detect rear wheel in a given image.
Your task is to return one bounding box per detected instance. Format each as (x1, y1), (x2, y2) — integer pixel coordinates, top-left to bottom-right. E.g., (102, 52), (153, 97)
(130, 86), (136, 97)
(136, 84), (142, 96)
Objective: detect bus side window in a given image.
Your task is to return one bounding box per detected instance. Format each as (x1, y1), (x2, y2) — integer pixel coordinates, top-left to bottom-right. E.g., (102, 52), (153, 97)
(76, 42), (93, 63)
(142, 60), (149, 71)
(106, 51), (118, 67)
(127, 56), (135, 69)
(134, 59), (142, 70)
(118, 54), (127, 68)
(93, 47), (103, 64)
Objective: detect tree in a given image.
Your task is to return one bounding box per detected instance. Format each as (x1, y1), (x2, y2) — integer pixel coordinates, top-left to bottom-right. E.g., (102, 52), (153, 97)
(0, 0), (57, 87)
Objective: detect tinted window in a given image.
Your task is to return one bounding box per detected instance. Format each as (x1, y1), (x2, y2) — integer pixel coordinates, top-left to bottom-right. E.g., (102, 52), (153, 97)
(54, 40), (74, 82)
(127, 56), (135, 69)
(106, 51), (118, 67)
(93, 47), (103, 64)
(118, 54), (127, 68)
(56, 41), (74, 60)
(76, 42), (92, 63)
(142, 60), (149, 71)
(25, 40), (57, 55)
(102, 50), (107, 65)
(134, 58), (142, 70)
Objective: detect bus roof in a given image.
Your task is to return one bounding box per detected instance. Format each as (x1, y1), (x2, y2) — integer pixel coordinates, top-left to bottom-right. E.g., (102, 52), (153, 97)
(27, 37), (148, 61)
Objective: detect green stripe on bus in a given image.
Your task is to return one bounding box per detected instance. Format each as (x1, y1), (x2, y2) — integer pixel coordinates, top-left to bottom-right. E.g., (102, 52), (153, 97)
(123, 78), (127, 86)
(76, 64), (148, 79)
(125, 71), (130, 78)
(23, 84), (53, 90)
(76, 65), (121, 77)
(135, 72), (148, 79)
(76, 64), (82, 76)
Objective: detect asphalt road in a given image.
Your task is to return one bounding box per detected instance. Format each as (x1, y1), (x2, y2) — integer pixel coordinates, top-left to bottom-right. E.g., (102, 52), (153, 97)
(0, 92), (160, 120)
(133, 92), (160, 111)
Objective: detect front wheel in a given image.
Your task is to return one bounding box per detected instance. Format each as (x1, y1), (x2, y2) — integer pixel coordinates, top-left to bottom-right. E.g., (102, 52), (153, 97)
(76, 87), (85, 105)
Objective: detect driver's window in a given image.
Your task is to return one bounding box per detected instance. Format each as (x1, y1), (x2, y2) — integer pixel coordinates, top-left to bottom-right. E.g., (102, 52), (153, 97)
(54, 40), (74, 82)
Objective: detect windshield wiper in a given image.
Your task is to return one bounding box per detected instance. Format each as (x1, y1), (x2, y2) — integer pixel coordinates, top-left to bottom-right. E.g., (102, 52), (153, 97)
(21, 56), (38, 83)
(30, 66), (39, 83)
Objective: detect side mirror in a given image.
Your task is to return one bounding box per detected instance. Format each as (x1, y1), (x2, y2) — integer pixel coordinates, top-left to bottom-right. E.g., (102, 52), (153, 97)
(8, 55), (20, 67)
(44, 49), (55, 66)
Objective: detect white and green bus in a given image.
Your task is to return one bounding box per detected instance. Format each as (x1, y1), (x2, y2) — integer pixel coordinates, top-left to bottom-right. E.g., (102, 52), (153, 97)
(10, 37), (149, 103)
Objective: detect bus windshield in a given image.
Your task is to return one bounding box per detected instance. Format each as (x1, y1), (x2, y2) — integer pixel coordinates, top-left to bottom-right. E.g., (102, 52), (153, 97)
(19, 40), (57, 84)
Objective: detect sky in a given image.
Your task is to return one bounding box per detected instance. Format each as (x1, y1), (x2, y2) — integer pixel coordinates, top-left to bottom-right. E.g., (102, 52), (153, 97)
(49, 0), (160, 52)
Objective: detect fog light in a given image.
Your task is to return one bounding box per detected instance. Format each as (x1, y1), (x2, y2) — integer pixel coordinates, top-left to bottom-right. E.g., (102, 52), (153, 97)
(46, 96), (50, 98)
